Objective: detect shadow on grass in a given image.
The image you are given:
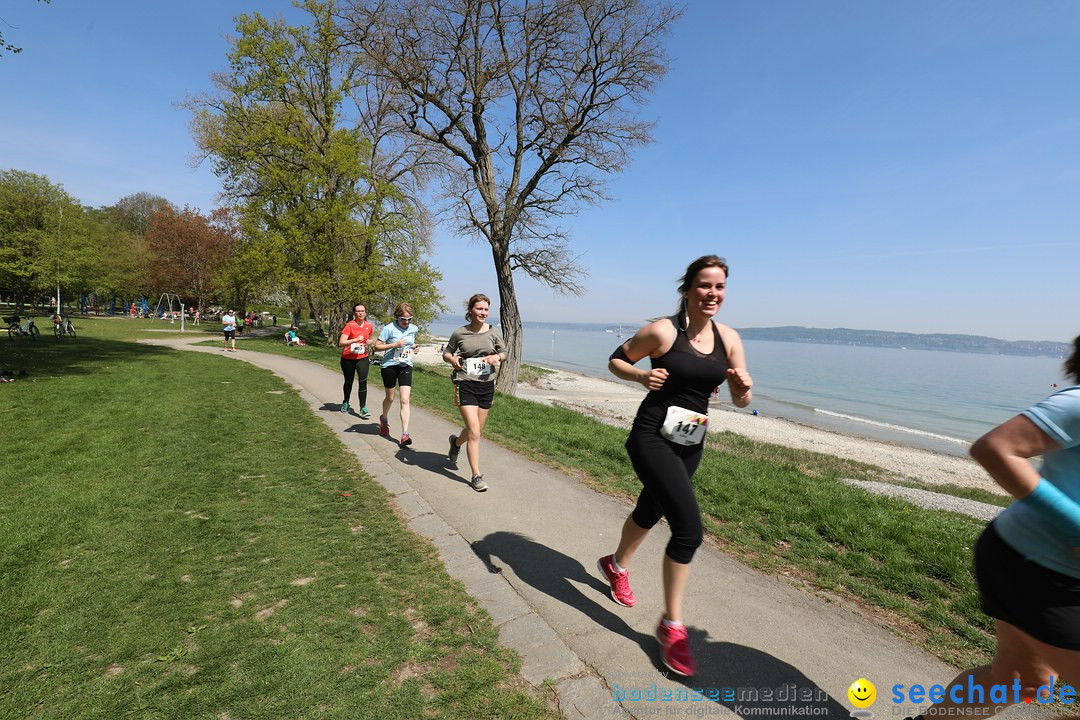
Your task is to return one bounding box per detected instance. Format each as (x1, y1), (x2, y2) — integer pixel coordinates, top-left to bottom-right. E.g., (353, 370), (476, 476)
(472, 532), (849, 718)
(0, 336), (176, 378)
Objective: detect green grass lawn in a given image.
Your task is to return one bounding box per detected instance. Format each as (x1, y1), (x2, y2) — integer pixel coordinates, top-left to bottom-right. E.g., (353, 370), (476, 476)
(0, 319), (559, 720)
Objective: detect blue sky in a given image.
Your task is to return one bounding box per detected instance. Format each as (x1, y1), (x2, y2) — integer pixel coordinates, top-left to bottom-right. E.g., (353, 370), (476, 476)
(3, 1), (1078, 342)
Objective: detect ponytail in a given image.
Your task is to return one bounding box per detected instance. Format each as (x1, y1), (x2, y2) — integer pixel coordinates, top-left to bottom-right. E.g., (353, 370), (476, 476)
(1065, 335), (1080, 384)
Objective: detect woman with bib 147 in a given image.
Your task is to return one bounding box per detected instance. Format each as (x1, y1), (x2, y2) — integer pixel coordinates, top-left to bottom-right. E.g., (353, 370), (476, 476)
(596, 255), (752, 678)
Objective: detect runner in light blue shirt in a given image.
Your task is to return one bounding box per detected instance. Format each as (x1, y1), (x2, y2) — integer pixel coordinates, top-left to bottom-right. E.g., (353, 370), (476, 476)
(221, 309), (237, 352)
(916, 334), (1080, 718)
(373, 302), (420, 447)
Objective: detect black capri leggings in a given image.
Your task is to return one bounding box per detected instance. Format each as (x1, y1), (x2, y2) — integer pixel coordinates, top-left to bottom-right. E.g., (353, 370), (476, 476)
(340, 357), (370, 407)
(626, 427), (704, 564)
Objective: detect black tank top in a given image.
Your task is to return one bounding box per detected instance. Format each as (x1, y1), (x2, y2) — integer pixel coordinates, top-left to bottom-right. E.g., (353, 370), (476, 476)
(633, 316), (730, 430)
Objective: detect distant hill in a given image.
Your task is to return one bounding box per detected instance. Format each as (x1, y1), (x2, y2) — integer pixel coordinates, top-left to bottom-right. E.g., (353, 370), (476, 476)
(738, 326), (1070, 358)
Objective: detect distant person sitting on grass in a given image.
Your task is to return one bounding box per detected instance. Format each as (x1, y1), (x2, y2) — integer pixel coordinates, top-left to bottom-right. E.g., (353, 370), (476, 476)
(285, 326), (304, 346)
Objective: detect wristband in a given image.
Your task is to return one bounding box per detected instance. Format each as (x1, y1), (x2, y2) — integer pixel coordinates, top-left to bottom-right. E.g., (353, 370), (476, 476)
(1022, 478), (1080, 545)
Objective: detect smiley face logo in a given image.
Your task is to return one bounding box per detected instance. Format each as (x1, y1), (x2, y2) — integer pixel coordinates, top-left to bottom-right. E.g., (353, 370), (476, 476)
(847, 678), (876, 709)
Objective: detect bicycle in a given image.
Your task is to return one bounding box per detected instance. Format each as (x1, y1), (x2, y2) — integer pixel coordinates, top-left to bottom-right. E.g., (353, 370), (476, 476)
(5, 315), (40, 341)
(53, 316), (76, 338)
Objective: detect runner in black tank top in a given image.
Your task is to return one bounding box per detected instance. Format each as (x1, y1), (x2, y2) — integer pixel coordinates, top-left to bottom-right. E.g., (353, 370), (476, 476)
(594, 255), (753, 678)
(631, 315), (729, 440)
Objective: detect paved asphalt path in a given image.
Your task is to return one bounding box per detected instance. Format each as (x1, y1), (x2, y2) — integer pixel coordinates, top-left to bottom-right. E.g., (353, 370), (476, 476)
(147, 335), (976, 720)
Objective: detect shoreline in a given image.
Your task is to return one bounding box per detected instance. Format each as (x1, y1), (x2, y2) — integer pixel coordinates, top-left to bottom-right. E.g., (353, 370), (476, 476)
(412, 344), (1001, 495)
(513, 363), (1000, 495)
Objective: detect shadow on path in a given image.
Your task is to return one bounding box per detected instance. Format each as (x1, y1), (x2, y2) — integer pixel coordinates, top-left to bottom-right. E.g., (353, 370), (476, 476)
(473, 532), (662, 672)
(473, 532), (849, 718)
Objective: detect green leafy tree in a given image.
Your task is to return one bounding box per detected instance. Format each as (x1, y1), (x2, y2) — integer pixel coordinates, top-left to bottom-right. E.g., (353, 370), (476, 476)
(41, 198), (100, 310)
(211, 207), (279, 313)
(84, 206), (150, 310)
(100, 193), (175, 309)
(0, 169), (69, 310)
(0, 169), (103, 313)
(110, 192), (174, 238)
(187, 0), (444, 342)
(343, 0), (679, 392)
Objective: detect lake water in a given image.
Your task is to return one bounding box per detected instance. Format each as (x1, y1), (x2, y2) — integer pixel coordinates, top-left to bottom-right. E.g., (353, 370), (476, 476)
(427, 321), (1070, 457)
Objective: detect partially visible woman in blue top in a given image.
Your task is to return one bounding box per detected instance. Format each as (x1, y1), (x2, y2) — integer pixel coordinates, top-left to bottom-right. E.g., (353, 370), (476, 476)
(914, 334), (1080, 718)
(373, 302), (419, 447)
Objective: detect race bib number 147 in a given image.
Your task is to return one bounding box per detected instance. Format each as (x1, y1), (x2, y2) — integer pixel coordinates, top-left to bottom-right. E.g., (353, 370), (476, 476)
(659, 406), (708, 446)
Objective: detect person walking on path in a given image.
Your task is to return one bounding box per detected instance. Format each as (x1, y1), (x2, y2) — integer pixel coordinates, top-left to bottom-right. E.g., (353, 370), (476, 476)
(908, 335), (1080, 719)
(596, 254), (753, 678)
(338, 303), (374, 418)
(373, 302), (419, 447)
(443, 294), (507, 493)
(221, 308), (238, 352)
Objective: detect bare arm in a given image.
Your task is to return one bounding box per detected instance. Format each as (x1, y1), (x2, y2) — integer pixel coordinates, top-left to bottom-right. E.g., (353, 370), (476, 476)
(608, 320), (673, 391)
(374, 336), (407, 352)
(442, 336), (462, 370)
(719, 324), (753, 408)
(485, 329), (507, 365)
(969, 415), (1060, 499)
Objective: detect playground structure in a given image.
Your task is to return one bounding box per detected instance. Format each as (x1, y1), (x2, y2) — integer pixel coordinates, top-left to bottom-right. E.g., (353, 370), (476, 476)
(151, 293), (187, 331)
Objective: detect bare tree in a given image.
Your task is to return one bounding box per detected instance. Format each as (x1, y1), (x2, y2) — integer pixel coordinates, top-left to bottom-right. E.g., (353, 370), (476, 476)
(340, 0), (679, 392)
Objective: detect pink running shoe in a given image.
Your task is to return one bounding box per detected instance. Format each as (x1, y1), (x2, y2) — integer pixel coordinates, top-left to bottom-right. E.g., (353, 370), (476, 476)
(596, 555), (635, 607)
(379, 415), (390, 437)
(656, 619), (696, 677)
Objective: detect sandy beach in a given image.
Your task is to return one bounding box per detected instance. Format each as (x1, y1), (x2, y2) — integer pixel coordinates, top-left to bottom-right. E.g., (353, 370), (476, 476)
(412, 343), (1001, 496)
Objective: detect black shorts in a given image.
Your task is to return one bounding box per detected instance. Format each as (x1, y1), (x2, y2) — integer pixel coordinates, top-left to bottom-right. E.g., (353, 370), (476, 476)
(976, 521), (1080, 649)
(454, 380), (494, 409)
(224, 329), (235, 340)
(380, 364), (413, 388)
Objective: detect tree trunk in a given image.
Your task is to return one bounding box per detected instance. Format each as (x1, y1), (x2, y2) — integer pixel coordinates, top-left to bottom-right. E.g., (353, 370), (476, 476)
(290, 290), (303, 329)
(306, 293), (328, 339)
(328, 299), (349, 348)
(492, 241), (521, 396)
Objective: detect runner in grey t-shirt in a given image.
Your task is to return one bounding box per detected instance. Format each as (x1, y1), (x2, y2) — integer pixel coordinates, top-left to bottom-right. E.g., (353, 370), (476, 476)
(443, 294), (506, 492)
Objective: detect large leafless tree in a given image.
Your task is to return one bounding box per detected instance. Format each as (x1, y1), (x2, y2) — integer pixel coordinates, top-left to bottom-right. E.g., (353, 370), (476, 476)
(340, 0), (679, 392)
